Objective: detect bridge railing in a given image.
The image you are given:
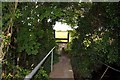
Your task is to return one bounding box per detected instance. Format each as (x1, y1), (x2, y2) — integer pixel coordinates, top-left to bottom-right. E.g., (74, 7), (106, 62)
(24, 46), (56, 80)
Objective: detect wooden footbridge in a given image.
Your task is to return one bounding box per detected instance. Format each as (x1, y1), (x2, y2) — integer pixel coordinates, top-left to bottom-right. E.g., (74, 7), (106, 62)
(24, 46), (74, 80)
(24, 30), (74, 80)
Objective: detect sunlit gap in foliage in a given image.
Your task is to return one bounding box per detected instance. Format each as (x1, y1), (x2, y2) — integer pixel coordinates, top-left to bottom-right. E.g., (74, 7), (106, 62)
(53, 21), (78, 31)
(53, 21), (78, 43)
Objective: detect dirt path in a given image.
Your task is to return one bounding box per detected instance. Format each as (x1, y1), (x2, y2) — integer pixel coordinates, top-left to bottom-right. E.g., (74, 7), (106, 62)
(49, 55), (74, 80)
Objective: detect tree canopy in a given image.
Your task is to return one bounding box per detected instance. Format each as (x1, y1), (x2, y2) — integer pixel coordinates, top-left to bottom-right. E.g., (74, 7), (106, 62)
(1, 2), (120, 80)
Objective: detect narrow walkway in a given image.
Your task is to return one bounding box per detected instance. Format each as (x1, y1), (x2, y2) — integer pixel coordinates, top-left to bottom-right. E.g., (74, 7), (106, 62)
(49, 54), (74, 80)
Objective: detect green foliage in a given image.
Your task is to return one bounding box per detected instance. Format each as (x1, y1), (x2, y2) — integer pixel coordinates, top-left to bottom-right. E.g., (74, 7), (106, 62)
(71, 56), (93, 79)
(2, 61), (30, 79)
(2, 2), (64, 79)
(14, 66), (30, 79)
(15, 2), (66, 55)
(32, 67), (50, 80)
(70, 2), (120, 79)
(2, 2), (119, 80)
(17, 27), (41, 55)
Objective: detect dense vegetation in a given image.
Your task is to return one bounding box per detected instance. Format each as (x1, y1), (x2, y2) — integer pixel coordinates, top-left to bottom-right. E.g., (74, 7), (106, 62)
(70, 2), (120, 80)
(1, 2), (59, 79)
(0, 2), (120, 80)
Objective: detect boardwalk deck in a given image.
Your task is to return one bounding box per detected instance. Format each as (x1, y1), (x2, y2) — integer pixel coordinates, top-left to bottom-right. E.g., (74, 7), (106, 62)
(49, 55), (74, 80)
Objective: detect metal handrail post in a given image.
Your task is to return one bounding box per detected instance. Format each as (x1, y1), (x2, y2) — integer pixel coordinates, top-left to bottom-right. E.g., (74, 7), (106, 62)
(51, 50), (53, 72)
(24, 46), (55, 80)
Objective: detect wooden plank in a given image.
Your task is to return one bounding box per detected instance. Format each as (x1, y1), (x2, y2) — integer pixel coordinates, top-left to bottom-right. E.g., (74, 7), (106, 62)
(55, 38), (68, 40)
(56, 42), (68, 43)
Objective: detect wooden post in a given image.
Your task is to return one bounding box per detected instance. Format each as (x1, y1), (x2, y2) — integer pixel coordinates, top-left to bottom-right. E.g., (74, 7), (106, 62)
(67, 31), (69, 43)
(54, 30), (55, 39)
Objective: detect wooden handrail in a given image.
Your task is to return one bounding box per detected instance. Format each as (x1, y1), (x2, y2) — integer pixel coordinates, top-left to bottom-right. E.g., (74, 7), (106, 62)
(24, 46), (56, 80)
